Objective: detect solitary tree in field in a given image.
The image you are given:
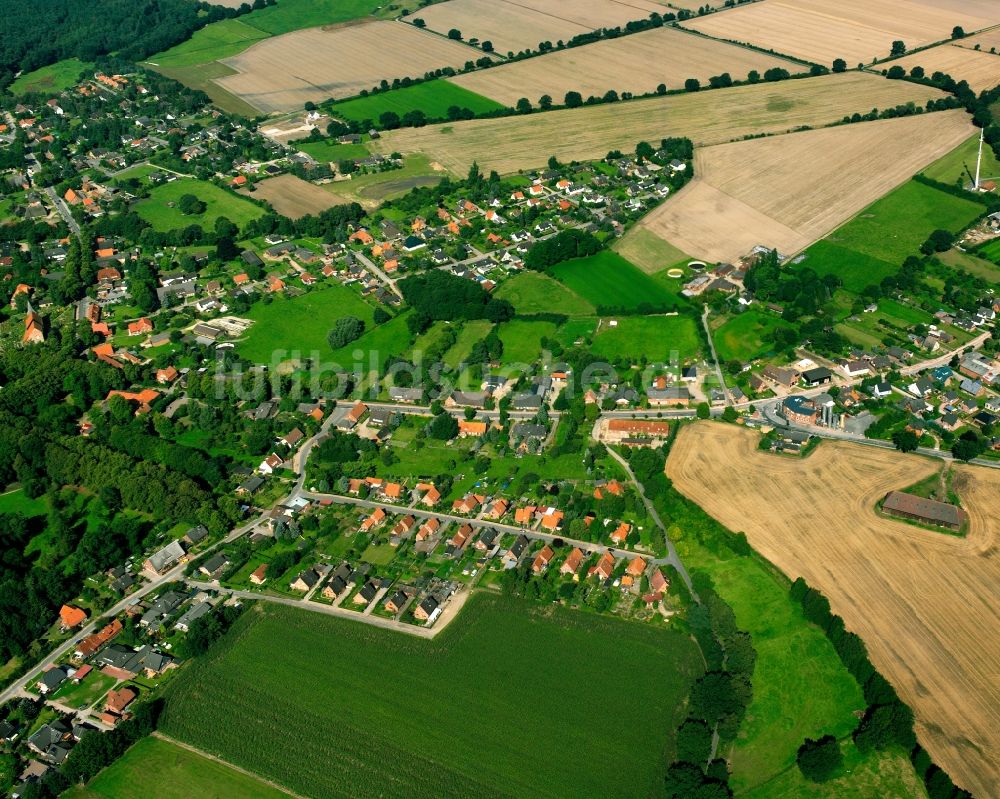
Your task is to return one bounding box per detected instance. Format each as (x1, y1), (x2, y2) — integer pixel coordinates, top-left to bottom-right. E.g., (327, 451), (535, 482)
(564, 90), (583, 107)
(411, 17), (425, 27)
(327, 316), (365, 350)
(656, 82), (667, 95)
(952, 25), (965, 39)
(796, 736), (843, 782)
(516, 97), (532, 114)
(890, 40), (906, 57)
(832, 58), (847, 73)
(684, 77), (701, 92)
(447, 28), (462, 40)
(481, 40), (493, 52)
(177, 193), (205, 216)
(538, 94), (552, 109)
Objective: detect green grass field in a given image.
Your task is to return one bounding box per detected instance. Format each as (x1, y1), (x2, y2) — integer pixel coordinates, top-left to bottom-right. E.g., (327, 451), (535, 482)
(800, 180), (983, 293)
(10, 58), (92, 95)
(714, 311), (794, 363)
(921, 132), (1000, 187)
(50, 671), (118, 711)
(237, 285), (376, 363)
(294, 140), (370, 163)
(159, 595), (702, 799)
(64, 735), (294, 799)
(442, 319), (494, 368)
(135, 179), (264, 232)
(150, 19), (268, 67)
(331, 80), (505, 123)
(687, 546), (865, 794)
(0, 489), (47, 518)
(939, 247), (1000, 283)
(329, 311), (413, 365)
(612, 226), (690, 275)
(590, 315), (701, 362)
(327, 154), (448, 204)
(493, 272), (594, 316)
(551, 251), (681, 312)
(496, 319), (559, 364)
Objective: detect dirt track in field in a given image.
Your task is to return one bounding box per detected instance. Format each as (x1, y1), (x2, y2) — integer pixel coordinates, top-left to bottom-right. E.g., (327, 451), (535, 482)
(373, 72), (945, 175)
(635, 109), (973, 263)
(666, 422), (1000, 799)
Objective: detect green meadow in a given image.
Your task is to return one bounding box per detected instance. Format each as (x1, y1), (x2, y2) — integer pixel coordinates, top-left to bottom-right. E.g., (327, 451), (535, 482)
(551, 251), (681, 312)
(135, 179), (264, 232)
(330, 80), (505, 123)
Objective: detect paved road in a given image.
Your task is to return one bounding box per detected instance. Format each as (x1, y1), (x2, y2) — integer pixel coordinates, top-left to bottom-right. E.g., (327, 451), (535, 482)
(45, 186), (81, 236)
(355, 251), (403, 299)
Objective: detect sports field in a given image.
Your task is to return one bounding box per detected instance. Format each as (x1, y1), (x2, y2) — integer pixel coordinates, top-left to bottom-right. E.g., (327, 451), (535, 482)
(668, 422), (1000, 799)
(159, 595), (703, 799)
(9, 58), (92, 95)
(590, 315), (701, 362)
(245, 174), (349, 220)
(214, 21), (485, 113)
(550, 251), (681, 312)
(890, 43), (1000, 93)
(64, 735), (294, 799)
(373, 72), (946, 174)
(237, 284), (376, 364)
(331, 80), (505, 123)
(682, 0), (1000, 66)
(636, 111), (974, 264)
(797, 177), (984, 292)
(403, 0), (667, 56)
(449, 26), (802, 106)
(713, 310), (794, 362)
(134, 179), (265, 232)
(493, 272), (594, 316)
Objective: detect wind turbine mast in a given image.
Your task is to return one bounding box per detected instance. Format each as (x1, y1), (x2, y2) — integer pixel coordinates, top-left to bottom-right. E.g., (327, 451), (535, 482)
(974, 126), (984, 190)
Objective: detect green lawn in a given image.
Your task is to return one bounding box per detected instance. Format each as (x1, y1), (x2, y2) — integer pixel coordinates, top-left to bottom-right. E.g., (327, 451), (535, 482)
(921, 132), (1000, 187)
(135, 179), (265, 232)
(494, 272), (594, 316)
(237, 284), (376, 364)
(331, 80), (505, 123)
(50, 671), (117, 711)
(159, 594), (702, 799)
(294, 140), (370, 163)
(442, 319), (494, 368)
(714, 310), (794, 363)
(688, 547), (865, 794)
(496, 319), (559, 364)
(9, 58), (92, 95)
(0, 488), (47, 518)
(612, 226), (690, 275)
(590, 314), (701, 362)
(799, 180), (983, 293)
(64, 735), (294, 799)
(550, 251), (681, 312)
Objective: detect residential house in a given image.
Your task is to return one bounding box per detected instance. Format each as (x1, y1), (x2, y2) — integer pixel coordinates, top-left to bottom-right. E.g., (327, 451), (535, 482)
(589, 551), (616, 581)
(560, 547), (584, 577)
(531, 545), (555, 573)
(143, 540), (185, 574)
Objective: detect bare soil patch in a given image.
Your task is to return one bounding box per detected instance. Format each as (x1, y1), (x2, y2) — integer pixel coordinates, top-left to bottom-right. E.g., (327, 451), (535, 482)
(373, 72), (944, 174)
(683, 0), (1000, 66)
(245, 174), (351, 219)
(667, 422), (1000, 799)
(450, 26), (802, 106)
(215, 20), (483, 113)
(636, 109), (973, 262)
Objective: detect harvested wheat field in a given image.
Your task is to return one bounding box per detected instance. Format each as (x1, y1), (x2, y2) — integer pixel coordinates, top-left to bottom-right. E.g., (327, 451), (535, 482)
(449, 26), (803, 106)
(403, 0), (666, 56)
(636, 110), (972, 263)
(214, 21), (483, 113)
(891, 44), (1000, 93)
(958, 28), (1000, 55)
(683, 0), (1000, 66)
(245, 174), (350, 219)
(667, 422), (1000, 799)
(374, 72), (944, 174)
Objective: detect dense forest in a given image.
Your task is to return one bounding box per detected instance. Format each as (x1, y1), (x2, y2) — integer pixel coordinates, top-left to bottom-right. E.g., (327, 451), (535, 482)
(0, 0), (256, 88)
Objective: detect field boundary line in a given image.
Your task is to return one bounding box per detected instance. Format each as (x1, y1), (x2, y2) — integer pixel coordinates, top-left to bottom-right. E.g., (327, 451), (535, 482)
(152, 731), (306, 799)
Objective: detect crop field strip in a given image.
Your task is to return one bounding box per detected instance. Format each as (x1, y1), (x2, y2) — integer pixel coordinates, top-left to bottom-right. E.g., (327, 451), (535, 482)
(213, 21), (489, 114)
(667, 423), (1000, 799)
(681, 0), (1000, 66)
(372, 72), (946, 174)
(159, 594), (703, 799)
(402, 0), (668, 56)
(888, 43), (1000, 93)
(448, 25), (804, 106)
(635, 110), (973, 264)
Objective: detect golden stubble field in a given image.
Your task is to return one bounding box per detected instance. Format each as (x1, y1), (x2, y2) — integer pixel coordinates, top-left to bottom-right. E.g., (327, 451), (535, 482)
(243, 174), (350, 219)
(636, 109), (973, 263)
(373, 72), (945, 175)
(683, 0), (1000, 66)
(890, 43), (1000, 93)
(449, 26), (803, 106)
(403, 0), (667, 56)
(214, 21), (483, 113)
(666, 422), (1000, 799)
